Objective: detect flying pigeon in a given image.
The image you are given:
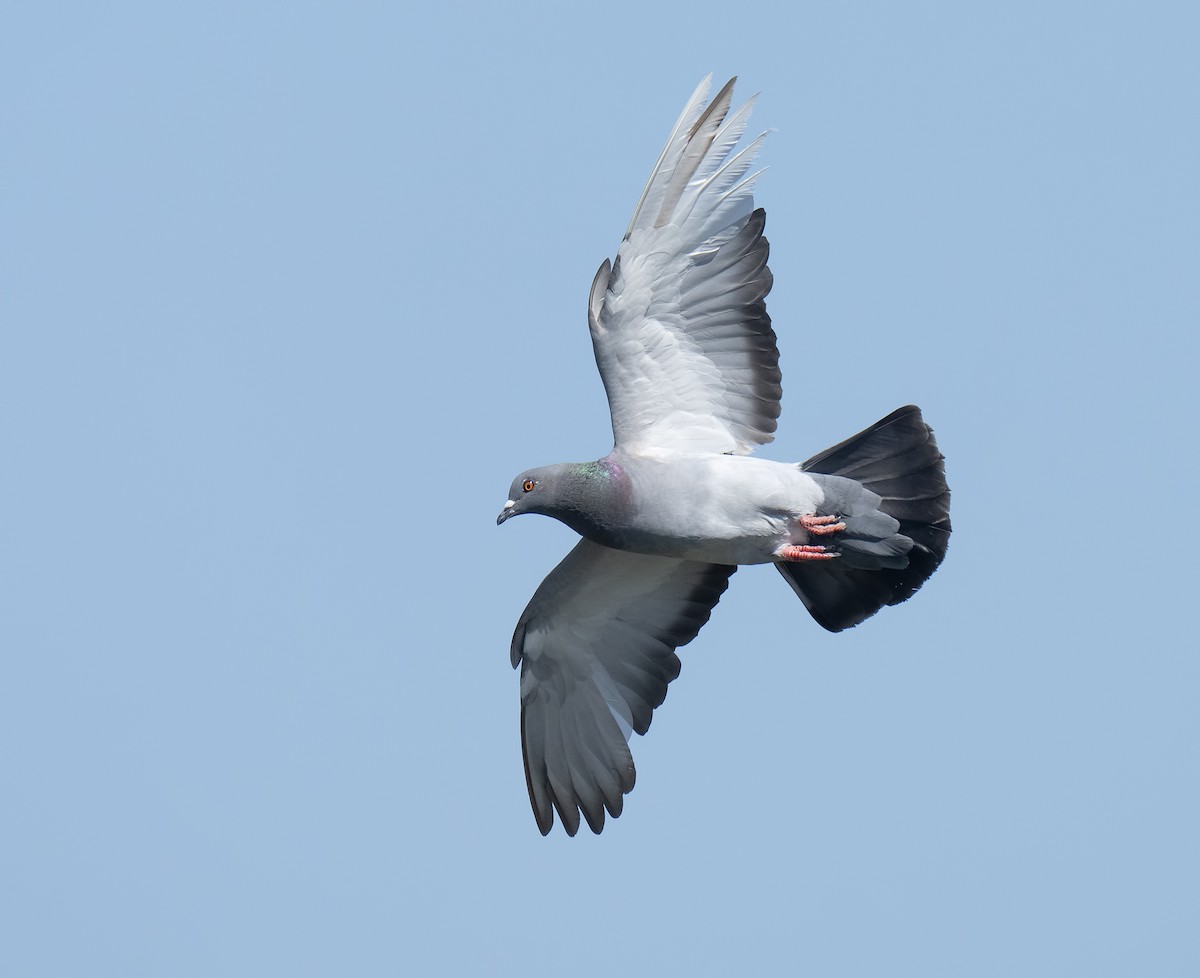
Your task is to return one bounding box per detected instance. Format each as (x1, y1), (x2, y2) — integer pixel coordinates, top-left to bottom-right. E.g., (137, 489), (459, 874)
(497, 76), (951, 836)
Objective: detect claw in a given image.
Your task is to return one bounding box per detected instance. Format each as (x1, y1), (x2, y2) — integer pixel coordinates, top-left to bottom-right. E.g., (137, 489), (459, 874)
(799, 513), (847, 536)
(776, 544), (838, 561)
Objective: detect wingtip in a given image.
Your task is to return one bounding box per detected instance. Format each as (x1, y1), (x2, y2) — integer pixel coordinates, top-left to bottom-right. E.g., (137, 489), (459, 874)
(689, 76), (738, 139)
(556, 802), (581, 837)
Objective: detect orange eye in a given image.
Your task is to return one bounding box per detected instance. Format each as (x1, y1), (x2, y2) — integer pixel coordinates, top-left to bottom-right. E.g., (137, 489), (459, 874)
(522, 479), (535, 492)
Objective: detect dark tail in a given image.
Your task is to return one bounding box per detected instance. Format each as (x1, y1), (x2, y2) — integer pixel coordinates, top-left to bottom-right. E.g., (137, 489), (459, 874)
(776, 405), (951, 632)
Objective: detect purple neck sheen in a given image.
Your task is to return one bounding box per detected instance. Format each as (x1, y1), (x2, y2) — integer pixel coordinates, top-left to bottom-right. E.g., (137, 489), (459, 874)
(554, 456), (634, 545)
(594, 455), (632, 501)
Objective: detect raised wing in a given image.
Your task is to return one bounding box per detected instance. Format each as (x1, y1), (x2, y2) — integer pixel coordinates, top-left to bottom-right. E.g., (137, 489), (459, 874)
(511, 539), (735, 835)
(588, 76), (781, 456)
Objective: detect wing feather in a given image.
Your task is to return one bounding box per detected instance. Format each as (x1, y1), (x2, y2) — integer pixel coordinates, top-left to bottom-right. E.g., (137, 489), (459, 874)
(590, 80), (780, 455)
(624, 75), (715, 239)
(511, 540), (735, 835)
(652, 77), (738, 228)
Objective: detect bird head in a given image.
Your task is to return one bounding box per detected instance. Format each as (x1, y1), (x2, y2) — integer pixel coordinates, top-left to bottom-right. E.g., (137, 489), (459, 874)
(497, 465), (563, 525)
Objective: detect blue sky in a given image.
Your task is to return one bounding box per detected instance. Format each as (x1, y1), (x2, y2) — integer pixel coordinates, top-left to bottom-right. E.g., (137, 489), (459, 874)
(3, 2), (1198, 975)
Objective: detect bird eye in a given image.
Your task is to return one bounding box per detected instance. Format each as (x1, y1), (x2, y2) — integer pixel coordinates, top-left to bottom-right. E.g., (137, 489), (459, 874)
(522, 479), (535, 492)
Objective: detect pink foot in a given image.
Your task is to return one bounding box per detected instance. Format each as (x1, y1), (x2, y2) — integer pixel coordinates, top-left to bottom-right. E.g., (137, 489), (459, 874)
(777, 544), (838, 561)
(799, 513), (847, 536)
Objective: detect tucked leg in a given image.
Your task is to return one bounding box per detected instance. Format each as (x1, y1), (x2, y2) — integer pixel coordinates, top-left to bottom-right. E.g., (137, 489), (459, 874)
(776, 544), (838, 561)
(799, 513), (847, 536)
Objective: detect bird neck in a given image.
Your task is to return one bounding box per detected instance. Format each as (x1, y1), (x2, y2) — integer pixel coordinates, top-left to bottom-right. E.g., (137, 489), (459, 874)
(552, 457), (633, 545)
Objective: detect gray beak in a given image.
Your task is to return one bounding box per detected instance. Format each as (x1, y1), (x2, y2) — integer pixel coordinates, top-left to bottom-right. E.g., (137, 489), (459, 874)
(496, 499), (516, 525)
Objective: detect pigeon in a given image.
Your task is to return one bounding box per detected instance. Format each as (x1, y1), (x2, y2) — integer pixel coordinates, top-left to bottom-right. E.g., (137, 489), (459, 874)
(497, 76), (951, 836)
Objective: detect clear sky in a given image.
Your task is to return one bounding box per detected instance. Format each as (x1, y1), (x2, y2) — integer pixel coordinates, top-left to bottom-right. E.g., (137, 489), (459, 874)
(3, 2), (1198, 975)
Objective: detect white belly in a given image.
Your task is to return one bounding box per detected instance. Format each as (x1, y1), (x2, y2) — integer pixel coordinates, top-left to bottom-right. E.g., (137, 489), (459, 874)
(621, 453), (825, 564)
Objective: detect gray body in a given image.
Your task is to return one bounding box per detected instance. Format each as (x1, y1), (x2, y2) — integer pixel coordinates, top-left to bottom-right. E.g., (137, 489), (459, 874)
(503, 446), (918, 569)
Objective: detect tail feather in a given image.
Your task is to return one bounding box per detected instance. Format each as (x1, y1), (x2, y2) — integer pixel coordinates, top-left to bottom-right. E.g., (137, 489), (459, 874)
(777, 405), (951, 632)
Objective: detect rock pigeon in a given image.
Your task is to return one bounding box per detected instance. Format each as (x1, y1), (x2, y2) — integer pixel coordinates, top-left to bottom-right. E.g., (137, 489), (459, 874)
(497, 76), (951, 836)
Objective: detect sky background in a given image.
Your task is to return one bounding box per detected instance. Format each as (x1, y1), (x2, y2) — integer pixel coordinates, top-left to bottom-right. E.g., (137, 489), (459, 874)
(3, 2), (1198, 975)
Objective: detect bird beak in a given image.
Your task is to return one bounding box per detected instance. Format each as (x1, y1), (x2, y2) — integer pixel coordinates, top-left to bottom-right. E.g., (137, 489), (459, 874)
(496, 499), (516, 525)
